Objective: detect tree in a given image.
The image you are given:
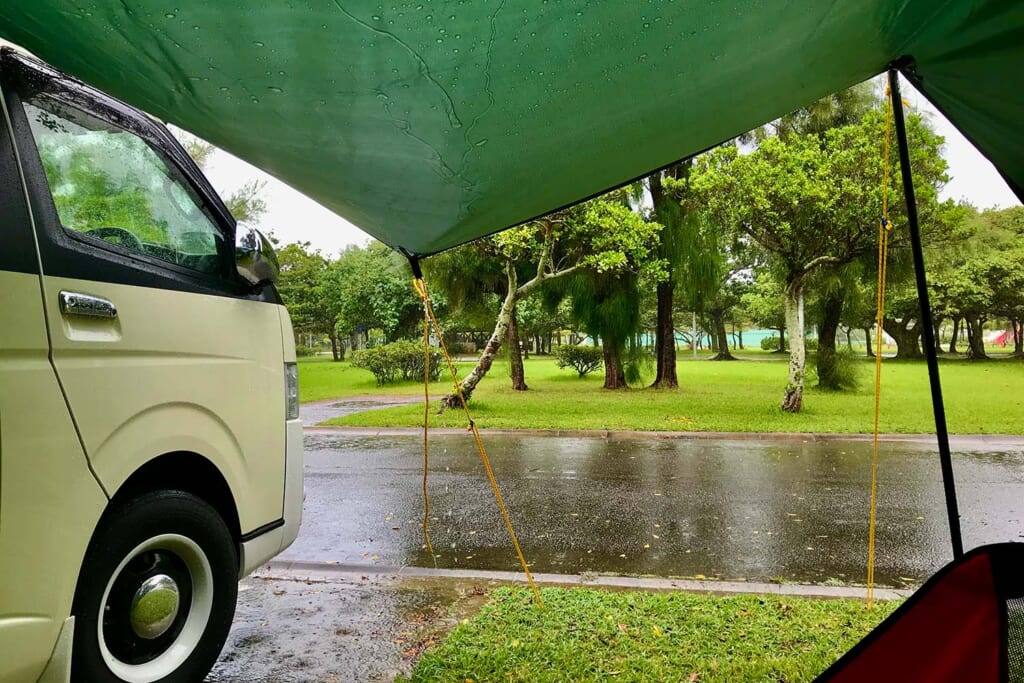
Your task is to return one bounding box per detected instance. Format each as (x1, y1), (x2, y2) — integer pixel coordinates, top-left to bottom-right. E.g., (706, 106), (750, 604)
(739, 271), (788, 351)
(810, 260), (872, 387)
(566, 270), (644, 389)
(646, 162), (693, 388)
(428, 192), (661, 407)
(176, 130), (267, 225)
(275, 242), (339, 357)
(692, 107), (950, 411)
(324, 243), (421, 352)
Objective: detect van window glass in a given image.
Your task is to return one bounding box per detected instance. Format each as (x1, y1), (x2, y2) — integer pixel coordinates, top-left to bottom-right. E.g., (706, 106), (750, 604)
(23, 95), (226, 276)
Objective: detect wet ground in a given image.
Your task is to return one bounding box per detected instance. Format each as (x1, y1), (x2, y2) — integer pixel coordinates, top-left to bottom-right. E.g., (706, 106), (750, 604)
(285, 431), (1024, 588)
(300, 397), (419, 427)
(208, 571), (489, 682)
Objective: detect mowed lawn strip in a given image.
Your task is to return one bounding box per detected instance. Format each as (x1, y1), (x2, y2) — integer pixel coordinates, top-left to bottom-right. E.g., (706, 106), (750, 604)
(399, 586), (900, 683)
(304, 355), (1024, 434)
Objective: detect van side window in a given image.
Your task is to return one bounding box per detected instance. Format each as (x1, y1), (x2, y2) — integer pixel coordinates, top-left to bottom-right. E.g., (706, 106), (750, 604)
(23, 96), (226, 276)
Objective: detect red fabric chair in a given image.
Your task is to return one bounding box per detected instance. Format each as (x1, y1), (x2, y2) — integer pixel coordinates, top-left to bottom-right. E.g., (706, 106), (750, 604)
(816, 543), (1024, 682)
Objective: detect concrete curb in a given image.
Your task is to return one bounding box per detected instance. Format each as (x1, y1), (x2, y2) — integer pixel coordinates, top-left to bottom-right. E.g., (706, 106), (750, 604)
(303, 425), (1024, 447)
(259, 559), (912, 601)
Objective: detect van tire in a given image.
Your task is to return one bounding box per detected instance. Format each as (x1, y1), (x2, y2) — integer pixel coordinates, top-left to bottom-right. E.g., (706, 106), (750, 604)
(71, 490), (238, 683)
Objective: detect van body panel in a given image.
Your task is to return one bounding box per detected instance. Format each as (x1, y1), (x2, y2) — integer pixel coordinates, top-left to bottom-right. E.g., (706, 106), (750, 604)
(0, 272), (107, 683)
(37, 276), (287, 533)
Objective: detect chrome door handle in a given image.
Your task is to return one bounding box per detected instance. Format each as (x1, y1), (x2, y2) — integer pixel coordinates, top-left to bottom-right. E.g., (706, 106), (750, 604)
(58, 291), (118, 319)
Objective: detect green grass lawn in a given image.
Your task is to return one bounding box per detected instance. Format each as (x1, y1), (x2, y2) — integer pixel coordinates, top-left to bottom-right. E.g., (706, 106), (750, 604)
(304, 353), (1024, 434)
(399, 586), (899, 683)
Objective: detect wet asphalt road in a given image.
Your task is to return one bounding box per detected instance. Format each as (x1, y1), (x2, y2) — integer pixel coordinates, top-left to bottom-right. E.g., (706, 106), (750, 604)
(283, 430), (1024, 588)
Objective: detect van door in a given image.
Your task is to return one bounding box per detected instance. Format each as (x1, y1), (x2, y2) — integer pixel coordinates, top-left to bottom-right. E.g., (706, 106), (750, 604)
(3, 54), (287, 536)
(0, 64), (107, 682)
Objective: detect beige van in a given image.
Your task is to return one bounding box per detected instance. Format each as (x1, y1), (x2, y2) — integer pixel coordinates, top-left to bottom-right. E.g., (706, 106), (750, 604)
(0, 49), (303, 682)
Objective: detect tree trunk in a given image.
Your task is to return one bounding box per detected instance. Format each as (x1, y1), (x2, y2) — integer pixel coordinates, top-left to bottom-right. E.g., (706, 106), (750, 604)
(1014, 320), (1024, 357)
(948, 318), (960, 354)
(883, 318), (923, 359)
(348, 331), (363, 353)
(330, 334), (341, 361)
(864, 326), (874, 358)
(781, 278), (806, 413)
(650, 280), (679, 388)
(709, 311), (736, 361)
(508, 306), (528, 391)
(738, 327), (744, 349)
(816, 291), (843, 389)
(965, 317), (988, 360)
(933, 317), (943, 354)
(773, 327), (787, 353)
(603, 346), (628, 389)
(442, 286), (517, 409)
(844, 327), (853, 351)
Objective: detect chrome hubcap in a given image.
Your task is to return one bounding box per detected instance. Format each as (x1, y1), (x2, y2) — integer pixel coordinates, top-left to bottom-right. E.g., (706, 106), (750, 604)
(129, 574), (180, 640)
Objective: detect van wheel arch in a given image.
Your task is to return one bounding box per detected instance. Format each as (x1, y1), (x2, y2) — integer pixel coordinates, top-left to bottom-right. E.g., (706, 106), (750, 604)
(109, 452), (241, 545)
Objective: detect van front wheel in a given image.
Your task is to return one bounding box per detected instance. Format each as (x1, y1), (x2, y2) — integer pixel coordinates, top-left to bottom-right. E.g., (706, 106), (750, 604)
(71, 491), (238, 683)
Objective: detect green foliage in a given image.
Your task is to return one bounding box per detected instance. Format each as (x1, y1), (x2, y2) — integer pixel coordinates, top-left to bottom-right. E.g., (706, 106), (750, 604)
(276, 242), (332, 334)
(741, 271), (787, 332)
(400, 586), (898, 683)
(324, 243), (422, 341)
(760, 335), (780, 351)
(554, 345), (604, 378)
(691, 108), (952, 280)
(294, 344), (317, 357)
(808, 349), (863, 391)
(350, 340), (442, 386)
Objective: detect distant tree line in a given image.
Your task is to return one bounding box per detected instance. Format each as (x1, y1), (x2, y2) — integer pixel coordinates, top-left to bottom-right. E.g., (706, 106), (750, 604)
(272, 81), (1024, 414)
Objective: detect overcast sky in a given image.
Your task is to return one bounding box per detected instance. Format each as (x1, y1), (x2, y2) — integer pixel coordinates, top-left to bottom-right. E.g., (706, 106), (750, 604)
(198, 77), (1021, 258)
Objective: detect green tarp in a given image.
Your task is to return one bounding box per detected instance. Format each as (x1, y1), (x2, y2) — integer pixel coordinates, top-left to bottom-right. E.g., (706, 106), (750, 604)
(0, 1), (1021, 255)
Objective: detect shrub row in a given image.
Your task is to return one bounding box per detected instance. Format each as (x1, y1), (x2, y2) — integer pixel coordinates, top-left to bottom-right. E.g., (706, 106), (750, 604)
(351, 340), (443, 386)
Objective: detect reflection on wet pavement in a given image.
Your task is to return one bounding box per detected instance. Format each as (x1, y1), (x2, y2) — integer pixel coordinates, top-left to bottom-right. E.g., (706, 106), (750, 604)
(286, 432), (1024, 587)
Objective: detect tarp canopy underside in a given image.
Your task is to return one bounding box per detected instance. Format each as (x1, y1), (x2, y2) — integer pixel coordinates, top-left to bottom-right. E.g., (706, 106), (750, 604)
(0, 1), (1021, 255)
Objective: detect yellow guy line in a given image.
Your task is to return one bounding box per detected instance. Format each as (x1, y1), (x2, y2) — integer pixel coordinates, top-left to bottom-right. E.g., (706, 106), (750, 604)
(413, 277), (543, 605)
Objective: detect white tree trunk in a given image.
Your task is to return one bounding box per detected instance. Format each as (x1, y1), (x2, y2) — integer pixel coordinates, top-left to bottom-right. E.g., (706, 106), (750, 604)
(441, 285), (518, 408)
(781, 278), (806, 413)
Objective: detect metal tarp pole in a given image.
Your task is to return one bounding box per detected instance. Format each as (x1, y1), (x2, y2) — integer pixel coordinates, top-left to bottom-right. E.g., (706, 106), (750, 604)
(888, 68), (964, 559)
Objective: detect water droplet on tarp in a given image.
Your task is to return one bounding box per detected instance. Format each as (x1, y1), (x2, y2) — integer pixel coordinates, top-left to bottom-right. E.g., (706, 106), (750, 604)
(268, 86), (283, 93)
(474, 139), (488, 146)
(219, 86), (230, 92)
(164, 12), (176, 18)
(192, 24), (200, 30)
(377, 92), (390, 101)
(372, 14), (381, 20)
(253, 40), (265, 47)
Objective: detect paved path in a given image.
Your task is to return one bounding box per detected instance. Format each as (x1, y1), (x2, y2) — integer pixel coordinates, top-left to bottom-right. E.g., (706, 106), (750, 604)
(300, 396), (419, 427)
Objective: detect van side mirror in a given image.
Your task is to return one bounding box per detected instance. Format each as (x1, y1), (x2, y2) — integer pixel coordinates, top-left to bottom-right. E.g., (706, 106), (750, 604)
(235, 227), (279, 286)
